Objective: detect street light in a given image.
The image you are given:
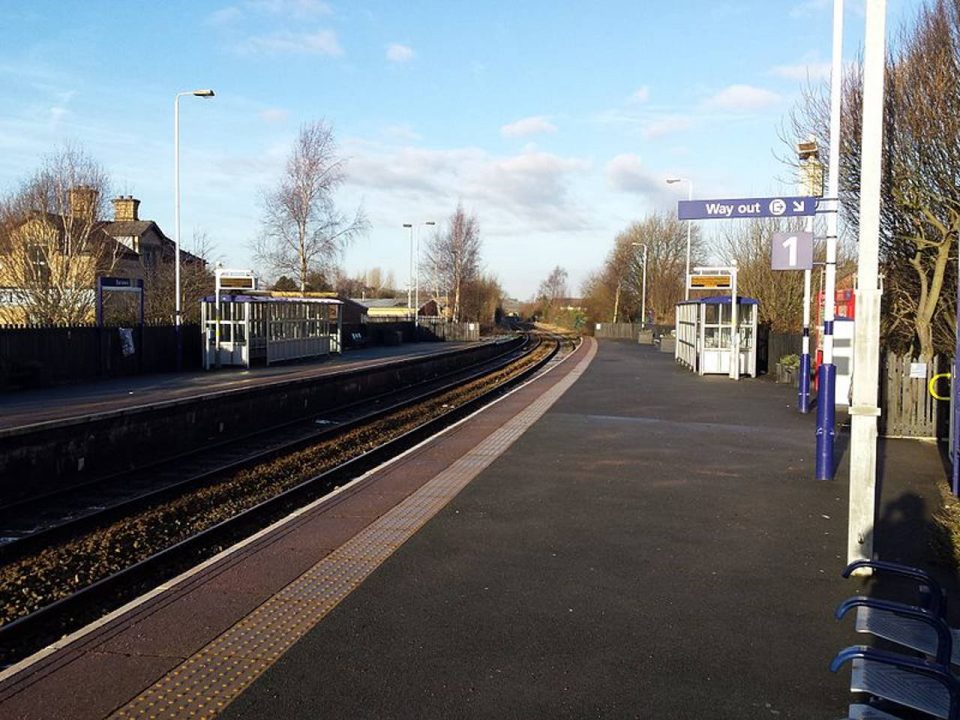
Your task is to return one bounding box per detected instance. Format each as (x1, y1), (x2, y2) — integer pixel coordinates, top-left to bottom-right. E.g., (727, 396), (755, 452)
(631, 242), (648, 328)
(174, 88), (215, 370)
(666, 177), (693, 300)
(403, 223), (414, 313)
(415, 221), (435, 334)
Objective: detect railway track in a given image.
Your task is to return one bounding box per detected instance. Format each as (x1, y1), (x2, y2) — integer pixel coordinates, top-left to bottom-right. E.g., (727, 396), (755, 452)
(0, 332), (572, 668)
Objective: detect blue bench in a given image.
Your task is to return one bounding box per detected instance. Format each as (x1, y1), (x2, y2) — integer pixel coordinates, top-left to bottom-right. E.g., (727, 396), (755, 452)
(832, 560), (960, 719)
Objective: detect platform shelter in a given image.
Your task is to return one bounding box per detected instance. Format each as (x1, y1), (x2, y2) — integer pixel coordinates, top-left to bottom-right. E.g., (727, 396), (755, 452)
(676, 295), (759, 378)
(201, 268), (343, 370)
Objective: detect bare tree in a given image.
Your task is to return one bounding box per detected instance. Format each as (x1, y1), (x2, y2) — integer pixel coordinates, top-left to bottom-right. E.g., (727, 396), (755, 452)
(715, 217), (814, 332)
(596, 212), (704, 325)
(788, 1), (960, 359)
(537, 265), (568, 322)
(460, 273), (504, 324)
(141, 228), (215, 324)
(0, 146), (118, 324)
(254, 121), (368, 292)
(422, 203), (481, 321)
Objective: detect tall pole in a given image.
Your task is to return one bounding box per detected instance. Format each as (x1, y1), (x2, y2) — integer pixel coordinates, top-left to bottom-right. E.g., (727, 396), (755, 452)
(641, 244), (648, 328)
(684, 181), (693, 301)
(173, 89), (214, 371)
(800, 225), (813, 414)
(403, 223), (413, 313)
(415, 221), (435, 336)
(816, 0), (844, 479)
(174, 93), (182, 370)
(847, 0), (886, 567)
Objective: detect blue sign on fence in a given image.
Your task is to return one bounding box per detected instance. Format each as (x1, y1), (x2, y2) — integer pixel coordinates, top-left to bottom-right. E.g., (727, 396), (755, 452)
(678, 196), (818, 221)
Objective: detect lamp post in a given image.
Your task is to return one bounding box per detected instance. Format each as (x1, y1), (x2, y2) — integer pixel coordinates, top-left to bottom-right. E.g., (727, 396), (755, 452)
(403, 223), (414, 314)
(415, 221), (436, 335)
(666, 177), (693, 300)
(174, 88), (215, 370)
(631, 241), (648, 328)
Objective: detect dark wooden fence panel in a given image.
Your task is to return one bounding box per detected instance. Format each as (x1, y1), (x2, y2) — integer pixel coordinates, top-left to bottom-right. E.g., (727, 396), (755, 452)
(0, 324), (201, 390)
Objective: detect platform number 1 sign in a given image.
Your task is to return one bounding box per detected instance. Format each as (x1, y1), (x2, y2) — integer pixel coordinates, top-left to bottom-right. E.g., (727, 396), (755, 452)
(771, 231), (813, 270)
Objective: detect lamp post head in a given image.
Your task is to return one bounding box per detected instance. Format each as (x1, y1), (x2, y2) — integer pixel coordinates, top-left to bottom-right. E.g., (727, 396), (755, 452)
(424, 221), (436, 226)
(403, 223), (413, 228)
(193, 89), (215, 98)
(666, 177), (681, 184)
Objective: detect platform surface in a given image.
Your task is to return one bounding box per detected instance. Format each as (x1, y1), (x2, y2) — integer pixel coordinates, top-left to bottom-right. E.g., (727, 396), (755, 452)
(0, 339), (953, 719)
(0, 340), (483, 431)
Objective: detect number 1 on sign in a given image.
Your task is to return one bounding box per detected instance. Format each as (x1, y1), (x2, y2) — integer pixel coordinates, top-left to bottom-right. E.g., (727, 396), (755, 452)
(782, 235), (797, 267)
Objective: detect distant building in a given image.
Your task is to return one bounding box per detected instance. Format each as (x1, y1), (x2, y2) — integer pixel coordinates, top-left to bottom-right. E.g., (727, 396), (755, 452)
(0, 188), (203, 324)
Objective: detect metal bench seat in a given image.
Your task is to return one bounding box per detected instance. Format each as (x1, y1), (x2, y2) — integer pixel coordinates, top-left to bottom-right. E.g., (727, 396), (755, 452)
(838, 561), (955, 667)
(832, 646), (960, 720)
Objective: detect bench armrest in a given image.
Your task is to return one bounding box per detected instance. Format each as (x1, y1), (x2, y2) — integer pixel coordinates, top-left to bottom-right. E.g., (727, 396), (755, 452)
(837, 596), (953, 666)
(832, 645), (960, 720)
(843, 560), (946, 616)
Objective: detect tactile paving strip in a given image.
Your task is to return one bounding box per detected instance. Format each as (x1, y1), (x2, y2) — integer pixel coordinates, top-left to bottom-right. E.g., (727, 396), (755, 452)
(108, 339), (597, 719)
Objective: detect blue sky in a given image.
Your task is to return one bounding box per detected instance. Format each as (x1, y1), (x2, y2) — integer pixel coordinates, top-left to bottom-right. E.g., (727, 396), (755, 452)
(0, 0), (920, 300)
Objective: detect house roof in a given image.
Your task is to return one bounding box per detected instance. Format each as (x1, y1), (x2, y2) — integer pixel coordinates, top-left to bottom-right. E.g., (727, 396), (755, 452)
(100, 220), (156, 238)
(351, 298), (409, 308)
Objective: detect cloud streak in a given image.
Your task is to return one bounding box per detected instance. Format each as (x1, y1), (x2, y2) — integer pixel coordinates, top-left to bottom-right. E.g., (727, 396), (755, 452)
(500, 116), (557, 138)
(703, 84), (781, 111)
(386, 43), (414, 63)
(237, 29), (342, 56)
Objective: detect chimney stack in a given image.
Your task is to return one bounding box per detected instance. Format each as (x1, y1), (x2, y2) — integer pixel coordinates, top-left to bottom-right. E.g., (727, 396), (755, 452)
(111, 195), (140, 222)
(68, 185), (99, 222)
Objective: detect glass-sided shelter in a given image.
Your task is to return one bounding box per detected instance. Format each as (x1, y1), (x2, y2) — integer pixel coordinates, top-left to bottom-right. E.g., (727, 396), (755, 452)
(676, 296), (759, 377)
(200, 267), (343, 369)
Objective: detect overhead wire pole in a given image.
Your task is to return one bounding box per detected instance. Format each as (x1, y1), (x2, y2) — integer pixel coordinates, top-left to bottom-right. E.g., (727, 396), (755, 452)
(816, 0), (843, 478)
(847, 0), (886, 567)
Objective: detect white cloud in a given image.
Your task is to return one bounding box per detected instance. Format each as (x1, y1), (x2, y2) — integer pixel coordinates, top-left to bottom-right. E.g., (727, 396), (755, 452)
(606, 154), (666, 196)
(239, 29), (342, 55)
(500, 116), (557, 138)
(344, 142), (590, 232)
(643, 115), (692, 140)
(630, 86), (650, 103)
(381, 124), (421, 142)
(770, 62), (833, 81)
(789, 0), (831, 18)
(259, 108), (289, 123)
(703, 84), (781, 111)
(386, 43), (414, 63)
(250, 0), (332, 16)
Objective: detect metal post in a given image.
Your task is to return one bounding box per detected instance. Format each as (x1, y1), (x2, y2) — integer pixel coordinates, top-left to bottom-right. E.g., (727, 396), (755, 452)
(641, 244), (648, 328)
(800, 230), (812, 413)
(173, 93), (182, 371)
(404, 223), (413, 316)
(816, 0), (844, 479)
(847, 0), (886, 566)
(685, 181), (693, 301)
(729, 264), (740, 380)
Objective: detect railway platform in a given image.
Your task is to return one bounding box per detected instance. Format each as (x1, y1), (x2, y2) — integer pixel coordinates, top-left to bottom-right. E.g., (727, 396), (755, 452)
(0, 340), (485, 432)
(0, 338), (953, 719)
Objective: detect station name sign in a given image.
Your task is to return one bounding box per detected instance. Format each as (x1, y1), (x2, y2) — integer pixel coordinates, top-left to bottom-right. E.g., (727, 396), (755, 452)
(690, 274), (732, 289)
(678, 196), (818, 221)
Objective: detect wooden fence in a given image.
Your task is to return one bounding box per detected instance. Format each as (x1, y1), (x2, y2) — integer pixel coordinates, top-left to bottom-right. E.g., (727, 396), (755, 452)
(880, 353), (941, 439)
(0, 324), (203, 390)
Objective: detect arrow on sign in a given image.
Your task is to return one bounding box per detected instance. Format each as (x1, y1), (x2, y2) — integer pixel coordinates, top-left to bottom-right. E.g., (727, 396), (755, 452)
(792, 200), (806, 212)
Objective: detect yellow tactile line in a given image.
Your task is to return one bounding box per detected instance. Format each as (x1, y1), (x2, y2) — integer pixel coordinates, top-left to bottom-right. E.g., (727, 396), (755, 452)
(108, 338), (597, 720)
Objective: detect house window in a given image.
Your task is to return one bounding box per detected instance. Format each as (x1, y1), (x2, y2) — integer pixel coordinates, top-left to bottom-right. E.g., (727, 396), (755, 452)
(27, 244), (49, 283)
